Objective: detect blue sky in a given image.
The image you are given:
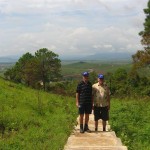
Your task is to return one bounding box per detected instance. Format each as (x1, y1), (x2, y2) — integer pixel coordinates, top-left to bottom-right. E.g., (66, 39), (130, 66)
(0, 0), (148, 58)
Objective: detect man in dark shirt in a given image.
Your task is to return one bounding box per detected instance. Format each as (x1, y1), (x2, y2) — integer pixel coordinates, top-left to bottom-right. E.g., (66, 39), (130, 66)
(76, 72), (93, 133)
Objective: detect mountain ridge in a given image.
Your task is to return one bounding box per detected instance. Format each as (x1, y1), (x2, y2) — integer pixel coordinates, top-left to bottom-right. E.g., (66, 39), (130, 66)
(0, 52), (133, 62)
(60, 52), (133, 61)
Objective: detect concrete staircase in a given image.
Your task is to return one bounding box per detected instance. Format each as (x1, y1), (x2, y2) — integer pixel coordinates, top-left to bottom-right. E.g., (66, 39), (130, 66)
(64, 114), (127, 150)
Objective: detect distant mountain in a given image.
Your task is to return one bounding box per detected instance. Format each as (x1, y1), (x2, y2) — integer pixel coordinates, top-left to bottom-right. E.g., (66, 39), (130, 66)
(61, 52), (133, 61)
(0, 52), (133, 62)
(0, 56), (18, 63)
(82, 52), (132, 61)
(60, 55), (83, 60)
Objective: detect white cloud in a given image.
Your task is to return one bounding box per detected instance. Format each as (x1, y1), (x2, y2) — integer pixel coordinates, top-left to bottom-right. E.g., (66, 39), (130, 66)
(0, 0), (148, 57)
(103, 44), (113, 48)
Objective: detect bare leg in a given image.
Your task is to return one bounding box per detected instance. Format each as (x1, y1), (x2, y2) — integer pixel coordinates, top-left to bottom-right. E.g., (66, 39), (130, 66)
(80, 114), (84, 133)
(85, 114), (89, 124)
(84, 114), (91, 132)
(95, 120), (98, 131)
(102, 120), (106, 131)
(80, 114), (84, 124)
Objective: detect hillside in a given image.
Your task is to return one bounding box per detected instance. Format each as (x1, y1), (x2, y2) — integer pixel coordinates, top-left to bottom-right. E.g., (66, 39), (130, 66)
(0, 77), (77, 149)
(0, 77), (150, 150)
(62, 61), (132, 77)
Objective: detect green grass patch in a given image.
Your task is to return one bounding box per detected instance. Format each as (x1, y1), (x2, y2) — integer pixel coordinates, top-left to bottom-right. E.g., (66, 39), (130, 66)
(110, 98), (150, 150)
(0, 78), (77, 150)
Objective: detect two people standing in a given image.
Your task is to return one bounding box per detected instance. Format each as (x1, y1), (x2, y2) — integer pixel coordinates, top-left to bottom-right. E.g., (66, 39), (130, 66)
(76, 72), (110, 133)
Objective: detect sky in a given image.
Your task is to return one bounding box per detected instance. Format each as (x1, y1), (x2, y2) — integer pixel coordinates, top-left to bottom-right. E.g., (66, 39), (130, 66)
(0, 0), (148, 58)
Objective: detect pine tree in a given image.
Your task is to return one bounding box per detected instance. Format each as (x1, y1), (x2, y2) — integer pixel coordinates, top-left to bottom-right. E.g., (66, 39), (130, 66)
(132, 0), (150, 68)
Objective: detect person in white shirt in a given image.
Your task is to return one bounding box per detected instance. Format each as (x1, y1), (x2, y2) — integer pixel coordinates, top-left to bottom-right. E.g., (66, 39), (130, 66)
(92, 74), (110, 131)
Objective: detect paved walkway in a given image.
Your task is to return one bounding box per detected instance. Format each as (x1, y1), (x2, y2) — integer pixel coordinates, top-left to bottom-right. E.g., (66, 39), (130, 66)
(64, 114), (128, 150)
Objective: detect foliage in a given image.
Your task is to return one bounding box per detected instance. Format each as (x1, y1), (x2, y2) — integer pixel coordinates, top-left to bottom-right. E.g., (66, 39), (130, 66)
(0, 77), (77, 150)
(4, 48), (61, 90)
(4, 53), (34, 83)
(132, 0), (150, 69)
(3, 57), (150, 97)
(35, 48), (62, 90)
(62, 61), (131, 80)
(23, 58), (41, 87)
(46, 66), (150, 98)
(89, 71), (97, 84)
(108, 68), (150, 97)
(110, 98), (150, 150)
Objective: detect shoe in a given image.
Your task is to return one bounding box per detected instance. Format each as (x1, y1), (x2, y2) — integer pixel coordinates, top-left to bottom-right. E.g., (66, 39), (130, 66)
(80, 128), (84, 133)
(84, 124), (91, 133)
(80, 124), (84, 133)
(85, 128), (91, 133)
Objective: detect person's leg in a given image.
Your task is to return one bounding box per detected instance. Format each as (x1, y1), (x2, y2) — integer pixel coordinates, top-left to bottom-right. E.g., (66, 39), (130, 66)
(102, 120), (106, 131)
(94, 106), (100, 131)
(84, 114), (91, 132)
(101, 106), (109, 131)
(85, 113), (89, 124)
(95, 120), (98, 131)
(80, 114), (84, 124)
(79, 104), (85, 133)
(80, 114), (84, 133)
(84, 104), (92, 132)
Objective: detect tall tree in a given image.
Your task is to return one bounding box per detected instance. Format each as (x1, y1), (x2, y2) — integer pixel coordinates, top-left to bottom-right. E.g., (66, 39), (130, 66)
(4, 49), (61, 89)
(35, 48), (61, 90)
(23, 58), (42, 87)
(18, 52), (34, 83)
(4, 52), (34, 83)
(132, 0), (150, 69)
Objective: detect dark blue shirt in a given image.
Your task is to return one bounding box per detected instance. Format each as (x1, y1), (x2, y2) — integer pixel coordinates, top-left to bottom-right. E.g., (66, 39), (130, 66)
(76, 81), (92, 104)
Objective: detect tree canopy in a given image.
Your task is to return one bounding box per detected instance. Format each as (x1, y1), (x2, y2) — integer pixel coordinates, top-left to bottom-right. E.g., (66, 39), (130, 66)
(4, 48), (61, 90)
(132, 0), (150, 69)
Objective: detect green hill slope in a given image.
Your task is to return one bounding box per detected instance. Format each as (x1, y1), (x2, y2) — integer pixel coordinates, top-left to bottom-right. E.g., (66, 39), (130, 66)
(62, 61), (131, 76)
(0, 77), (77, 150)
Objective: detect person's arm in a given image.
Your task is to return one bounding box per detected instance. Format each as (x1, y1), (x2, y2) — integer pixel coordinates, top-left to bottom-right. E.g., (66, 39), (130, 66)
(76, 93), (79, 107)
(92, 95), (94, 110)
(92, 86), (95, 109)
(107, 87), (110, 110)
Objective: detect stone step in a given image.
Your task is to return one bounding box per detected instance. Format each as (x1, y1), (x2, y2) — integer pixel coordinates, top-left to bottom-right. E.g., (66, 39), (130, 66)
(64, 114), (128, 150)
(67, 134), (122, 147)
(75, 125), (111, 132)
(71, 131), (117, 138)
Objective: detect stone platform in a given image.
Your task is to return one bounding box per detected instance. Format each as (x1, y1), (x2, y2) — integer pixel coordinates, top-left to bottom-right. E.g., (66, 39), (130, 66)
(64, 114), (127, 150)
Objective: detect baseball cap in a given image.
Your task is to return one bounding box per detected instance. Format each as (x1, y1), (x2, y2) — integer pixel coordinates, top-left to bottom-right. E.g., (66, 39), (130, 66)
(98, 74), (104, 79)
(82, 71), (89, 76)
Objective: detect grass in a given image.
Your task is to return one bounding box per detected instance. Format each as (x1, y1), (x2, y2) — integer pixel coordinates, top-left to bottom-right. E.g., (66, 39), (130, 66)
(0, 66), (150, 150)
(0, 77), (77, 150)
(110, 97), (150, 150)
